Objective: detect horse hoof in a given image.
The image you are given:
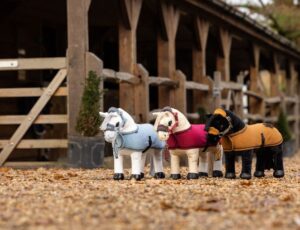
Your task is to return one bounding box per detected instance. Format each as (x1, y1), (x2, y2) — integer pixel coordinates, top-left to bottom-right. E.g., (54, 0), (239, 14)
(240, 172), (251, 180)
(154, 172), (165, 179)
(113, 173), (124, 180)
(131, 174), (142, 181)
(170, 174), (181, 180)
(273, 170), (284, 178)
(198, 172), (208, 177)
(140, 173), (144, 179)
(225, 172), (236, 179)
(212, 170), (223, 178)
(254, 171), (265, 178)
(187, 173), (199, 180)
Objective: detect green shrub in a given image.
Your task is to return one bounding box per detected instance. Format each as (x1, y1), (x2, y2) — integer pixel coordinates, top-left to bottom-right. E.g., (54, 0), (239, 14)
(276, 109), (292, 142)
(75, 71), (104, 136)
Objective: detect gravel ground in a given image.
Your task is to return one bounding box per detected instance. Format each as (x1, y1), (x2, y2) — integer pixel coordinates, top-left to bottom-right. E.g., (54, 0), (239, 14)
(0, 154), (299, 230)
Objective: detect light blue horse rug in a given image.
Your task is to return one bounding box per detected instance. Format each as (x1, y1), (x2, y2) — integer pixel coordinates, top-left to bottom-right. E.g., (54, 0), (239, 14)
(112, 124), (165, 158)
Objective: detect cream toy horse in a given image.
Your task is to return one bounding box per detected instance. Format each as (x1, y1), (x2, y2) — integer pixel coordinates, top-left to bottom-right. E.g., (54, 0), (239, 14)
(153, 107), (223, 179)
(100, 107), (165, 180)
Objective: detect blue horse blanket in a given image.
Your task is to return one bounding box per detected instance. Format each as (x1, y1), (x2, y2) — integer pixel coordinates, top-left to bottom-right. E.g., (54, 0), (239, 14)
(113, 124), (165, 158)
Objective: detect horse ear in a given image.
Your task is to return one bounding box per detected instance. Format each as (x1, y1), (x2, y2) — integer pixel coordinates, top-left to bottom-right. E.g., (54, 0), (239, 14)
(99, 112), (108, 117)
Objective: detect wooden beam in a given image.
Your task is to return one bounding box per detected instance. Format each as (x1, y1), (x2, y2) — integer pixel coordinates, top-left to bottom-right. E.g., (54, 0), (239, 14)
(103, 68), (140, 84)
(249, 45), (264, 117)
(119, 0), (142, 115)
(193, 18), (209, 77)
(213, 71), (222, 109)
(289, 61), (298, 96)
(0, 87), (67, 97)
(193, 18), (210, 112)
(185, 81), (209, 91)
(218, 29), (232, 81)
(0, 115), (68, 125)
(174, 70), (186, 114)
(67, 0), (90, 136)
(0, 69), (67, 165)
(220, 81), (243, 90)
(148, 77), (178, 87)
(134, 64), (149, 122)
(0, 139), (67, 149)
(158, 3), (180, 108)
(0, 58), (66, 71)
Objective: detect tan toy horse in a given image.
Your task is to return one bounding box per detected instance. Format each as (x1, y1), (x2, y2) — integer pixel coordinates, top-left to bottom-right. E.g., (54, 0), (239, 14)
(153, 107), (223, 179)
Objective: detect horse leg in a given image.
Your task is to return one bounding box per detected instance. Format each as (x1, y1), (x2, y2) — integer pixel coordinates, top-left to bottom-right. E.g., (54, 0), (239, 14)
(240, 150), (252, 180)
(209, 145), (223, 177)
(198, 151), (208, 177)
(130, 151), (142, 180)
(140, 152), (147, 179)
(153, 149), (165, 179)
(272, 144), (284, 178)
(113, 155), (124, 180)
(170, 151), (181, 179)
(225, 151), (236, 179)
(186, 149), (199, 179)
(254, 148), (265, 178)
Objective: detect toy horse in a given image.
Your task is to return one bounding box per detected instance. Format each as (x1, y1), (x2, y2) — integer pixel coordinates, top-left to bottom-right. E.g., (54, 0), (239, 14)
(100, 107), (165, 180)
(153, 107), (223, 180)
(205, 108), (284, 179)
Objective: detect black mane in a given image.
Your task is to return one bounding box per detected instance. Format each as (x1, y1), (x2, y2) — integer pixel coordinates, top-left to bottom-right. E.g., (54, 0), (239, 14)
(225, 110), (245, 134)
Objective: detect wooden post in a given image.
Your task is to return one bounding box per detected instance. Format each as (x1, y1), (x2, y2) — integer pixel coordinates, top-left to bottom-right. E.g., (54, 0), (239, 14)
(119, 0), (142, 115)
(134, 64), (149, 122)
(289, 61), (299, 149)
(271, 54), (281, 96)
(174, 70), (186, 113)
(217, 29), (232, 82)
(157, 3), (180, 108)
(193, 18), (210, 112)
(249, 45), (265, 118)
(270, 54), (281, 117)
(289, 62), (298, 96)
(213, 71), (222, 109)
(236, 73), (244, 118)
(67, 0), (91, 136)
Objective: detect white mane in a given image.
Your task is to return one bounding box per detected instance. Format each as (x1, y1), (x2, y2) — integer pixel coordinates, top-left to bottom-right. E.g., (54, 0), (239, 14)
(117, 108), (138, 133)
(100, 108), (138, 133)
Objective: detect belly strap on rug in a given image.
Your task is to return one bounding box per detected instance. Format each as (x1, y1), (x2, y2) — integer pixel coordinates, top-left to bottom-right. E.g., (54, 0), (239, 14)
(142, 136), (152, 153)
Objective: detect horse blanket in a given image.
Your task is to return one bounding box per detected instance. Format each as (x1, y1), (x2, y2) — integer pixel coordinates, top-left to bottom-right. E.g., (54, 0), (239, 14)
(167, 124), (209, 149)
(113, 124), (165, 158)
(221, 123), (283, 152)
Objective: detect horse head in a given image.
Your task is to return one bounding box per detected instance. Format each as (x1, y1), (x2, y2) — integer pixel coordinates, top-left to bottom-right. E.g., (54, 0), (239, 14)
(99, 107), (137, 143)
(152, 107), (190, 141)
(205, 108), (233, 144)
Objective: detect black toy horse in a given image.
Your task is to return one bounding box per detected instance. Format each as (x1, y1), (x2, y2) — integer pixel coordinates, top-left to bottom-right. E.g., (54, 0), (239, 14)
(205, 108), (284, 179)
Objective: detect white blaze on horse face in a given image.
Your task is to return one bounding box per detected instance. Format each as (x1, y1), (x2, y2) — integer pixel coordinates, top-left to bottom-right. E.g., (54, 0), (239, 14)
(156, 113), (175, 141)
(103, 115), (123, 143)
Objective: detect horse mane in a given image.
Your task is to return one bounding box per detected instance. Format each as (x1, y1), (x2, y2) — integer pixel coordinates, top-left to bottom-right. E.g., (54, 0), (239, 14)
(101, 107), (138, 133)
(154, 107), (190, 133)
(117, 108), (138, 133)
(224, 110), (246, 134)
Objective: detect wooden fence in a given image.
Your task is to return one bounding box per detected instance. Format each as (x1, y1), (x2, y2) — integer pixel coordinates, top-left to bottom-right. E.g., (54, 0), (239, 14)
(0, 55), (298, 166)
(0, 58), (68, 166)
(102, 62), (299, 149)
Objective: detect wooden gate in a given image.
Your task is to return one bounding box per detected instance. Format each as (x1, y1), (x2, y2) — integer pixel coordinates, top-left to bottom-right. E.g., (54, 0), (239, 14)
(0, 58), (68, 166)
